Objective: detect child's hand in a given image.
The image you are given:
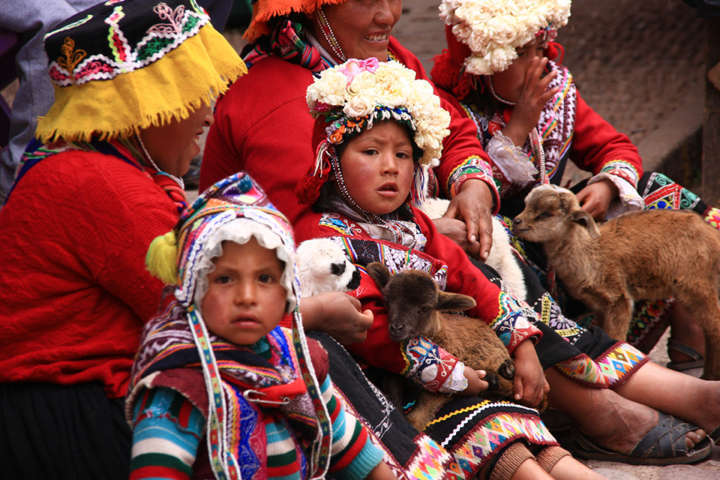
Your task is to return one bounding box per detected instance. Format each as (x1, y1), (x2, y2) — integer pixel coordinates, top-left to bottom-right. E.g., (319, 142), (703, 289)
(460, 366), (490, 396)
(504, 57), (560, 146)
(576, 179), (618, 220)
(301, 292), (374, 344)
(366, 460), (396, 480)
(512, 339), (549, 407)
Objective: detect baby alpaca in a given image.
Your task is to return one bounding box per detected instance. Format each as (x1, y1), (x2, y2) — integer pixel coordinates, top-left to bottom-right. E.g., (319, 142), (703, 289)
(514, 184), (720, 379)
(296, 238), (360, 297)
(419, 197), (527, 301)
(366, 262), (515, 431)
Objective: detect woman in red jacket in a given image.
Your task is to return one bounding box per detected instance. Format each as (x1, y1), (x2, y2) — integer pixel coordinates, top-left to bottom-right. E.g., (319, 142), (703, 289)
(200, 0), (500, 265)
(0, 1), (246, 477)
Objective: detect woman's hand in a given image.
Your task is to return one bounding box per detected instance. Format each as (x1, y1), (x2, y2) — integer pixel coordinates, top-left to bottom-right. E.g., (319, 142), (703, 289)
(460, 366), (490, 396)
(503, 57), (559, 146)
(512, 339), (549, 407)
(443, 179), (494, 261)
(300, 292), (374, 344)
(576, 179), (618, 220)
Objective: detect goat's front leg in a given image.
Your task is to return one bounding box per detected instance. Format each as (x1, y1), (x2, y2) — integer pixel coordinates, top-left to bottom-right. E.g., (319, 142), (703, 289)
(597, 295), (634, 341)
(406, 392), (451, 432)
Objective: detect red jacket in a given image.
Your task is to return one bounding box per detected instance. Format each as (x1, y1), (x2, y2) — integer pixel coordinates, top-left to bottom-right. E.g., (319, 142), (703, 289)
(200, 37), (500, 224)
(0, 145), (179, 398)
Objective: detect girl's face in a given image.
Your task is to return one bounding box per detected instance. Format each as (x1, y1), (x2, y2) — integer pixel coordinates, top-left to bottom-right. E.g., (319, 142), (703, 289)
(201, 238), (288, 346)
(339, 121), (415, 215)
(318, 0), (402, 61)
(490, 38), (548, 103)
(139, 103), (213, 177)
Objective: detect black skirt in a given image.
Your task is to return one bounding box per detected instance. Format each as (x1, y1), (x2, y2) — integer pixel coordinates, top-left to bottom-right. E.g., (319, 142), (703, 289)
(0, 382), (131, 480)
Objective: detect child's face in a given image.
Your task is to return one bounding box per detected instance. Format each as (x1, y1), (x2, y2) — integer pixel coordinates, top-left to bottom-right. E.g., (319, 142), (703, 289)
(339, 121), (415, 215)
(490, 37), (548, 103)
(201, 238), (288, 346)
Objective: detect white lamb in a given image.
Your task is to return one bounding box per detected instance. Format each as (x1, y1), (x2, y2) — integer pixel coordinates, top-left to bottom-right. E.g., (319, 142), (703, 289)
(296, 238), (360, 298)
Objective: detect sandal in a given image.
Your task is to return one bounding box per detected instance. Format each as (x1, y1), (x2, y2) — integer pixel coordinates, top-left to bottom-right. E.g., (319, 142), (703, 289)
(666, 339), (705, 372)
(555, 412), (712, 466)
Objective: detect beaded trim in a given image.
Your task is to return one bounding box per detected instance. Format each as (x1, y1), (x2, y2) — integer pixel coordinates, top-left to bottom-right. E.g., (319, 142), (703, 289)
(314, 8), (346, 63)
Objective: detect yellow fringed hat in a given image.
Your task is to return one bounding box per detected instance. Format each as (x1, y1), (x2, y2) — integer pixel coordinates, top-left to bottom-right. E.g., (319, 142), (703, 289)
(36, 0), (247, 143)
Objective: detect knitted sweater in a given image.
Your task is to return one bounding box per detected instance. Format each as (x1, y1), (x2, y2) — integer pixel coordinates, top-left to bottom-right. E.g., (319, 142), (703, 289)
(0, 143), (179, 398)
(128, 328), (384, 479)
(200, 37), (501, 224)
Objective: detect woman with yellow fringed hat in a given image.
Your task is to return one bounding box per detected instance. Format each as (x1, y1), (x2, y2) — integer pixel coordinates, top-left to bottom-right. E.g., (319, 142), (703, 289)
(0, 1), (246, 477)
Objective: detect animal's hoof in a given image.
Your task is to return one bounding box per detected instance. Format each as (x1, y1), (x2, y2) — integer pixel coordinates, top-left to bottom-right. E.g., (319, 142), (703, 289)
(499, 359), (515, 380)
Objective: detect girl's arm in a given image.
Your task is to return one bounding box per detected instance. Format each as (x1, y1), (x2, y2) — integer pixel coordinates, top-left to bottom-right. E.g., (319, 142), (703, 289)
(129, 387), (204, 479)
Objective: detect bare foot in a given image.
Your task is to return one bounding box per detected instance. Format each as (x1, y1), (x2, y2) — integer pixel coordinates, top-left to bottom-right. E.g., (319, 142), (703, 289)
(546, 370), (707, 454)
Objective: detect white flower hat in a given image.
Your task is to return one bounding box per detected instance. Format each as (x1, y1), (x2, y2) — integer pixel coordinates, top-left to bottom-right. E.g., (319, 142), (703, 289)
(439, 0), (571, 76)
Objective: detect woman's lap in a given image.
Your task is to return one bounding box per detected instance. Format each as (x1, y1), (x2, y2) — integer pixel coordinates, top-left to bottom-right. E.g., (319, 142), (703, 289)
(0, 382), (131, 480)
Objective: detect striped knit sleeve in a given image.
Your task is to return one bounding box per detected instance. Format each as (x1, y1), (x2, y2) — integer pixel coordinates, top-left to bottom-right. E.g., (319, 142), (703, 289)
(322, 375), (384, 479)
(129, 387), (204, 480)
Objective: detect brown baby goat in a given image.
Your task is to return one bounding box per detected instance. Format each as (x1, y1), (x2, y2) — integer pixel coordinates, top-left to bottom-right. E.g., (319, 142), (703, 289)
(513, 184), (720, 379)
(366, 262), (516, 430)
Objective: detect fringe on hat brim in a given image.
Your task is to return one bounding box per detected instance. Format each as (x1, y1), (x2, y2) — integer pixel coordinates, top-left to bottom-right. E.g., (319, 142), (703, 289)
(244, 0), (346, 42)
(35, 24), (247, 144)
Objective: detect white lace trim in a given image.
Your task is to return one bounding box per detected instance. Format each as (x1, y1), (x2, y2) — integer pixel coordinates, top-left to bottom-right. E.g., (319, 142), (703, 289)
(487, 131), (538, 188)
(438, 361), (469, 393)
(588, 173), (644, 220)
(191, 219), (296, 310)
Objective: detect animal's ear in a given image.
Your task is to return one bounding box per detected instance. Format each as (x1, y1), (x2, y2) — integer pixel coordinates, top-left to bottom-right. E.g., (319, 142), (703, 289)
(366, 262), (390, 288)
(436, 291), (477, 312)
(570, 209), (600, 238)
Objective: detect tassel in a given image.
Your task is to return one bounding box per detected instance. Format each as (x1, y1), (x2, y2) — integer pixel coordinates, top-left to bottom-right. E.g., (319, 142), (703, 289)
(145, 231), (179, 284)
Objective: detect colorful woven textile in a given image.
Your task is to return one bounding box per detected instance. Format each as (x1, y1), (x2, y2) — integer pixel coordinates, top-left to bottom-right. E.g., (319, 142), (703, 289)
(36, 0), (246, 143)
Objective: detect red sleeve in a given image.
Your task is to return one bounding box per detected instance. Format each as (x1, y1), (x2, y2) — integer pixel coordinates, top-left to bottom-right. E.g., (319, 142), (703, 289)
(390, 38), (500, 210)
(200, 60), (317, 224)
(345, 274), (410, 374)
(571, 91), (643, 183)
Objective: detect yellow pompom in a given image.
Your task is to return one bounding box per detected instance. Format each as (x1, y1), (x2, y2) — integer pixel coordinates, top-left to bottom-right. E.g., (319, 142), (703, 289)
(146, 231), (179, 284)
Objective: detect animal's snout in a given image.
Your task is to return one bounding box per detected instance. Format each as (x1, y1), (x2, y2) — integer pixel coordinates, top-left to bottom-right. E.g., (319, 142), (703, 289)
(498, 359), (515, 380)
(330, 262), (346, 276)
(388, 322), (406, 341)
(347, 269), (361, 290)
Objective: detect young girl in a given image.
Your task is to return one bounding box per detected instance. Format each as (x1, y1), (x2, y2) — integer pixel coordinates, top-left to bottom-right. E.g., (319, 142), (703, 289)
(430, 0), (720, 465)
(293, 58), (606, 480)
(126, 173), (394, 479)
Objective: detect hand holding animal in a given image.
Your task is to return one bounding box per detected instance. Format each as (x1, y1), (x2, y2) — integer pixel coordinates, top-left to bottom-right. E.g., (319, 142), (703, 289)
(513, 184), (720, 380)
(365, 262), (517, 430)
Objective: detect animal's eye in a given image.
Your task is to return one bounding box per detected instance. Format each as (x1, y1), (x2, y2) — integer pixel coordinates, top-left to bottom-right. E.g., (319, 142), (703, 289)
(535, 211), (552, 220)
(330, 262), (346, 276)
(420, 306), (432, 313)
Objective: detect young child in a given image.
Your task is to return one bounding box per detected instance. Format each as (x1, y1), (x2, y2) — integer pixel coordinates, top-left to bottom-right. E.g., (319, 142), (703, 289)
(293, 58), (606, 480)
(126, 172), (394, 480)
(429, 0), (720, 465)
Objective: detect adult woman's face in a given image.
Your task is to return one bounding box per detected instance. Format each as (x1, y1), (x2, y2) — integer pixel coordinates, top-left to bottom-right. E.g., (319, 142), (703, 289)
(318, 0), (402, 61)
(139, 104), (213, 177)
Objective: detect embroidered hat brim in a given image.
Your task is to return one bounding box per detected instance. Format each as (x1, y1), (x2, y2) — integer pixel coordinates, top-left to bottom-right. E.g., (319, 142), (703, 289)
(36, 0), (247, 143)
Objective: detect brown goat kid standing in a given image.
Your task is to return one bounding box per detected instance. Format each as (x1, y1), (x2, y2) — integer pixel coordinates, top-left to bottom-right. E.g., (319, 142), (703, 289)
(365, 262), (517, 431)
(513, 184), (720, 379)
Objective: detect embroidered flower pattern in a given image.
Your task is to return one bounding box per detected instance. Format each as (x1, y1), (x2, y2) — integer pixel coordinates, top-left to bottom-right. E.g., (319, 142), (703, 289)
(56, 37), (87, 78)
